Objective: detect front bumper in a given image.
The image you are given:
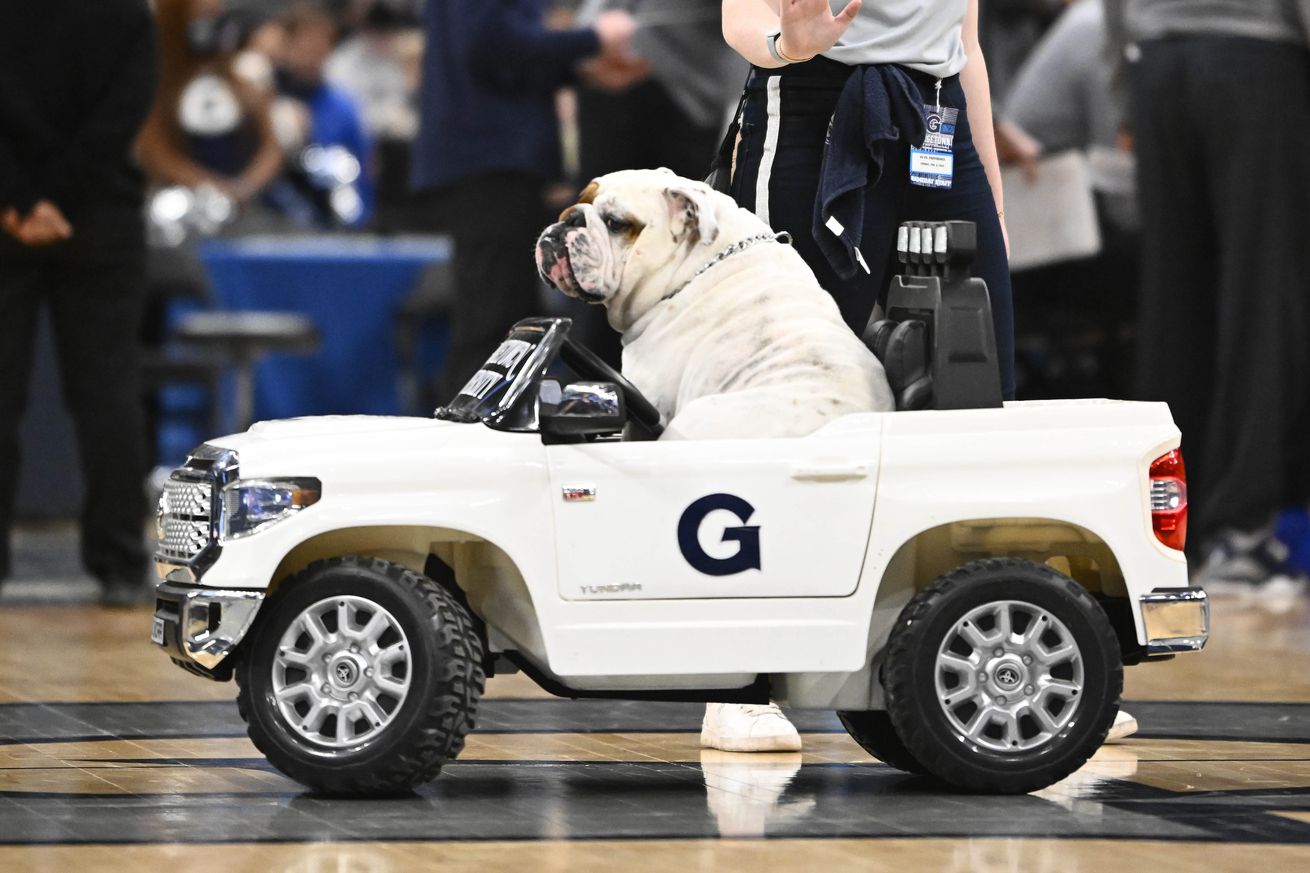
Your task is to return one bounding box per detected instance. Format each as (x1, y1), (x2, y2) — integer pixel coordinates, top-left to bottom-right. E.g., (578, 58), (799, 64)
(153, 581), (264, 679)
(1141, 587), (1209, 654)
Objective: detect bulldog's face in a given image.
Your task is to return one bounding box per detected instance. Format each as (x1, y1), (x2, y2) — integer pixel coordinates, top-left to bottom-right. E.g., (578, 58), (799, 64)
(535, 169), (726, 331)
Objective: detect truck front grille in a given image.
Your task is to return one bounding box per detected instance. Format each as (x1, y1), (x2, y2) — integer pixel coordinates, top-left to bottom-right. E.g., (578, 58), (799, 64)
(157, 476), (215, 562)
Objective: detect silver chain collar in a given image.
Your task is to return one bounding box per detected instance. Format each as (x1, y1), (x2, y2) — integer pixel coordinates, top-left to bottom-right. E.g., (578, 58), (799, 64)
(662, 231), (792, 302)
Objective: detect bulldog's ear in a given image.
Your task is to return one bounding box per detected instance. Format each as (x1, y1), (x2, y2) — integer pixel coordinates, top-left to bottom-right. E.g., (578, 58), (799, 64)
(664, 183), (720, 247)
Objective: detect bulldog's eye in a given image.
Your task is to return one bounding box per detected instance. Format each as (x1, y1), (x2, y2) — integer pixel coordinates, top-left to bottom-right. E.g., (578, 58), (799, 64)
(603, 215), (632, 234)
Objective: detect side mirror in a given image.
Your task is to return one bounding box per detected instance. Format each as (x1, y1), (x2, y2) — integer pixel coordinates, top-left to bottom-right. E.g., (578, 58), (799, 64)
(539, 380), (626, 439)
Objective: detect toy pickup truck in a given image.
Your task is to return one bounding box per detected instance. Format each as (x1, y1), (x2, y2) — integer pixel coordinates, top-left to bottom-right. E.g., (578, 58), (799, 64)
(151, 224), (1208, 796)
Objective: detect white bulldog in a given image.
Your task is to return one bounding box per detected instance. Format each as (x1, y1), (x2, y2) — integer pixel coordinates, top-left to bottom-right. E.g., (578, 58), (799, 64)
(534, 168), (893, 439)
(535, 169), (893, 753)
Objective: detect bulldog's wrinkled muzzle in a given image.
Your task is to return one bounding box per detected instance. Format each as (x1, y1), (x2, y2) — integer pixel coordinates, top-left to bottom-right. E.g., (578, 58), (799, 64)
(535, 218), (605, 303)
(535, 223), (577, 294)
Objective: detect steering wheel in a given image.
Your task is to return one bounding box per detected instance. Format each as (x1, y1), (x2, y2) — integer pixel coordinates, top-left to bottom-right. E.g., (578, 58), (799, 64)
(559, 339), (664, 440)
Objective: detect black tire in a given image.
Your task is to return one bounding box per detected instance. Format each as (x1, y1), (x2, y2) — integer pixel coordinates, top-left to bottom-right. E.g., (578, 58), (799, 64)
(836, 709), (928, 775)
(236, 556), (485, 795)
(884, 557), (1121, 794)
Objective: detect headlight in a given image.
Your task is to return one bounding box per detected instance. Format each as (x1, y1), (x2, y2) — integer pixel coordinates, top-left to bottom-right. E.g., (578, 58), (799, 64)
(220, 478), (321, 541)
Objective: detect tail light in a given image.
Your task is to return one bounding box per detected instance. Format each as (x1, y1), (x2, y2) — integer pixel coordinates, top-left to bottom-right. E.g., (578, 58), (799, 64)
(1149, 449), (1187, 551)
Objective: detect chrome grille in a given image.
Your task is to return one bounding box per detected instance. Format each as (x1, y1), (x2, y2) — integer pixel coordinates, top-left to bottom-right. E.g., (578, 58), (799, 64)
(165, 478), (210, 517)
(157, 476), (214, 562)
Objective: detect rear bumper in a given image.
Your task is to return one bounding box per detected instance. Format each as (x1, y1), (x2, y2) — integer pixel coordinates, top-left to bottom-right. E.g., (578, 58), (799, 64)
(152, 581), (264, 678)
(1141, 587), (1209, 654)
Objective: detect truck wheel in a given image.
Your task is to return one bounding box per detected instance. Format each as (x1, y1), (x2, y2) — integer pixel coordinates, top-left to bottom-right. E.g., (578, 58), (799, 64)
(836, 710), (927, 775)
(884, 557), (1121, 794)
(236, 556), (485, 795)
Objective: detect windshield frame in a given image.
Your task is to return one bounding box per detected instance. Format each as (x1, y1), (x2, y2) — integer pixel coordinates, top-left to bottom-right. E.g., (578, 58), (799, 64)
(434, 317), (571, 433)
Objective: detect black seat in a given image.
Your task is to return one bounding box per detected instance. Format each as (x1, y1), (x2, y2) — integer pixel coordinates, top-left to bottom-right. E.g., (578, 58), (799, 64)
(863, 221), (1003, 412)
(866, 318), (933, 410)
(175, 311), (320, 430)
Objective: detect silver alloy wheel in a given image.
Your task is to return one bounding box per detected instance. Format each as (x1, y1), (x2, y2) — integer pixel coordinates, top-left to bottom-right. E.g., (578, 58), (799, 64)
(933, 599), (1085, 753)
(272, 595), (413, 750)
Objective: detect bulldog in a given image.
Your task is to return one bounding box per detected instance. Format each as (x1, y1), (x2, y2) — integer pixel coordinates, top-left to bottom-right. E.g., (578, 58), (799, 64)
(535, 169), (893, 440)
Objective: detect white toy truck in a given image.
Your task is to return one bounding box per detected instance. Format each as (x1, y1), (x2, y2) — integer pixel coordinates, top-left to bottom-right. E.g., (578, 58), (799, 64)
(151, 223), (1208, 795)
